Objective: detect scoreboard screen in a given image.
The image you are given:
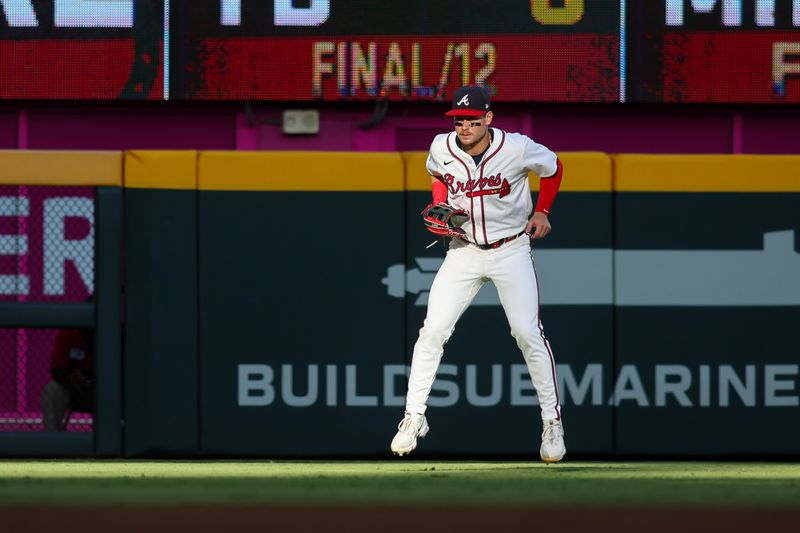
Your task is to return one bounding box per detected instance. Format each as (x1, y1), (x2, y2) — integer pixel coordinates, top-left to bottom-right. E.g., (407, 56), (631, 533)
(170, 0), (620, 102)
(627, 1), (800, 103)
(0, 0), (163, 99)
(0, 1), (798, 103)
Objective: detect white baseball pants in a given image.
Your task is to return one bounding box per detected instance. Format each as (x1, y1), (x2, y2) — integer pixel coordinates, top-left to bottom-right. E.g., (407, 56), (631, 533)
(405, 236), (562, 421)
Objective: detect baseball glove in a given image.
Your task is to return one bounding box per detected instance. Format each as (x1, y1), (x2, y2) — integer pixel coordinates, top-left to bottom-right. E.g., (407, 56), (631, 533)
(421, 203), (469, 238)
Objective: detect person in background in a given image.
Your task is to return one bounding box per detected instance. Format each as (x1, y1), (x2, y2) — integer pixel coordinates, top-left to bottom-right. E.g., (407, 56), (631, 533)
(40, 328), (94, 431)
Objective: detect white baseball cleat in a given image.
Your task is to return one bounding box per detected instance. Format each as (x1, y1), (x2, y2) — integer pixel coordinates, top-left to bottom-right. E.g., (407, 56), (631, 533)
(540, 419), (566, 463)
(391, 413), (429, 456)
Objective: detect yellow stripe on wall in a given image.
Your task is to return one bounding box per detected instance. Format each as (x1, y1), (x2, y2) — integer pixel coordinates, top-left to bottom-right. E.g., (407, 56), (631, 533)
(532, 152), (611, 191)
(403, 152), (431, 190)
(198, 151), (404, 191)
(614, 155), (800, 192)
(403, 151), (613, 192)
(9, 150), (789, 193)
(0, 150), (122, 186)
(124, 151), (197, 190)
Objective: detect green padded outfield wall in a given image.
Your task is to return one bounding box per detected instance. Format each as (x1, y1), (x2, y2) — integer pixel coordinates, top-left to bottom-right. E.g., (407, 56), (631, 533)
(123, 151), (200, 457)
(612, 155), (800, 456)
(197, 152), (407, 456)
(118, 150), (799, 459)
(195, 151), (615, 457)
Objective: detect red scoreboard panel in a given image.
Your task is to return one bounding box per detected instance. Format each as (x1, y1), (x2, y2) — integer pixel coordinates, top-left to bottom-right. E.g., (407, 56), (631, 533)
(3, 1), (797, 104)
(0, 0), (163, 100)
(171, 0), (621, 102)
(627, 1), (800, 103)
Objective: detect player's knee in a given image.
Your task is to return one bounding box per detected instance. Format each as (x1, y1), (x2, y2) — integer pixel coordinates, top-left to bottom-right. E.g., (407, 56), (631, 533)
(513, 330), (546, 352)
(418, 323), (453, 348)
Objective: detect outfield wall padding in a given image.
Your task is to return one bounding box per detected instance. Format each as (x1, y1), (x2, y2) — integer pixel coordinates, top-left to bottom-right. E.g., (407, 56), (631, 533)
(2, 150), (798, 459)
(122, 151), (200, 457)
(612, 154), (800, 456)
(196, 151), (406, 456)
(129, 151), (800, 458)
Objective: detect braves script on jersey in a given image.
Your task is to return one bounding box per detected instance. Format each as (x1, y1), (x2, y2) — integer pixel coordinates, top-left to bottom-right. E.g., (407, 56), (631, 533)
(426, 129), (558, 245)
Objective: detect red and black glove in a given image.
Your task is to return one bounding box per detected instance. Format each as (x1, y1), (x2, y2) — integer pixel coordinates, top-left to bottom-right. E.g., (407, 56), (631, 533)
(421, 203), (469, 238)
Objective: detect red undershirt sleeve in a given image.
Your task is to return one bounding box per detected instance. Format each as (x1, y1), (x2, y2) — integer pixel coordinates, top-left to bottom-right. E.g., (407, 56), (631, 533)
(534, 158), (563, 216)
(432, 179), (448, 204)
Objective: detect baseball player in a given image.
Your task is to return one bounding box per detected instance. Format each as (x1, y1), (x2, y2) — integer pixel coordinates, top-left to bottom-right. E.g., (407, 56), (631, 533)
(391, 86), (565, 462)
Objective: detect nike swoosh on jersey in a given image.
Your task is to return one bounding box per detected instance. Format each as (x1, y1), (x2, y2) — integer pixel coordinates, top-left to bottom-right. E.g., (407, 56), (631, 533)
(443, 160), (454, 165)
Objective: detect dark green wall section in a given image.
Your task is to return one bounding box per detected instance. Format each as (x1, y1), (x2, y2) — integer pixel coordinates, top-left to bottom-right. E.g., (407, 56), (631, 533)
(113, 187), (800, 458)
(94, 187), (123, 457)
(5, 152), (797, 460)
(124, 188), (199, 457)
(614, 192), (800, 456)
(186, 189), (800, 458)
(12, 185), (791, 459)
(197, 191), (406, 456)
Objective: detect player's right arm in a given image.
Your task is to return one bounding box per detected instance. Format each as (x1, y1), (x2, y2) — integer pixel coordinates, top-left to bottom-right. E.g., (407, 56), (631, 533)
(425, 138), (449, 204)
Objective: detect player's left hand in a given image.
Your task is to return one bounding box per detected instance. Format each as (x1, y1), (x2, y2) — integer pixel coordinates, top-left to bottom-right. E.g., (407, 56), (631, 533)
(422, 203), (469, 238)
(526, 211), (551, 239)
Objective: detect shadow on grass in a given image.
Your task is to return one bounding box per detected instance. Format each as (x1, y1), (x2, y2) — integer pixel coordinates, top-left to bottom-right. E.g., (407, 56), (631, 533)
(1, 473), (798, 508)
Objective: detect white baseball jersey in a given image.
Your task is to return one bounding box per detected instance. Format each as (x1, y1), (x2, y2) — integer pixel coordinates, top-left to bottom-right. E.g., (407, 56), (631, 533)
(403, 125), (563, 425)
(426, 128), (558, 245)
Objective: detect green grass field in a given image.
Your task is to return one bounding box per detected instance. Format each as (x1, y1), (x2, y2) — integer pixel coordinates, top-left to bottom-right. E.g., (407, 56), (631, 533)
(0, 461), (798, 508)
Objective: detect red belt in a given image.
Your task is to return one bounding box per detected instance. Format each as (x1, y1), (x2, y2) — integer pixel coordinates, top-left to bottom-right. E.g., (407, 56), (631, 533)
(461, 231), (527, 250)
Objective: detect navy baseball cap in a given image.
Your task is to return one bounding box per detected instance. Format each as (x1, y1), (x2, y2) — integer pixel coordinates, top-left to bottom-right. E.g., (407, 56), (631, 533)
(445, 86), (491, 116)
